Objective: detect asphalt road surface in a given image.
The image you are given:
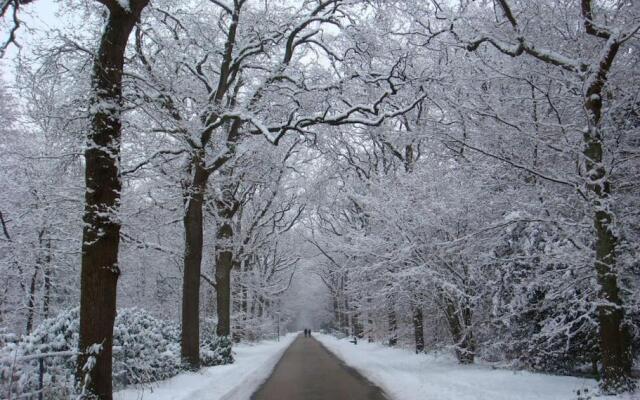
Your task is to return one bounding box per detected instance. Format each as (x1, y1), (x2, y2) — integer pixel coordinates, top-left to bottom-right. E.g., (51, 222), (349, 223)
(251, 335), (388, 400)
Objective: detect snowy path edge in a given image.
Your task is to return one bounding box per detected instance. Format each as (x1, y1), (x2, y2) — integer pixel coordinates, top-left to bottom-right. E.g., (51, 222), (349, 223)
(218, 333), (297, 400)
(113, 333), (297, 400)
(314, 334), (635, 400)
(315, 334), (404, 400)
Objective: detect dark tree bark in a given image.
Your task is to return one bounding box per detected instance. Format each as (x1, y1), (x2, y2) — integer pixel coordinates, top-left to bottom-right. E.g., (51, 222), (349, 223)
(352, 311), (364, 339)
(42, 237), (52, 319)
(257, 296), (264, 318)
(177, 12), (242, 355)
(332, 295), (339, 327)
(76, 1), (148, 398)
(209, 124), (241, 340)
(387, 285), (398, 346)
(214, 174), (239, 338)
(25, 266), (38, 334)
(366, 295), (374, 342)
(180, 150), (208, 369)
(445, 298), (475, 364)
(583, 41), (633, 392)
(25, 229), (46, 334)
(240, 273), (248, 317)
(413, 306), (425, 353)
(232, 258), (249, 342)
(215, 254), (232, 337)
(342, 276), (351, 336)
(388, 310), (398, 346)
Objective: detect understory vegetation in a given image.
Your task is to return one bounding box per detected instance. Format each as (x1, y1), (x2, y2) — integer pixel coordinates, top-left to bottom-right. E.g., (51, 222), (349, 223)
(0, 308), (232, 397)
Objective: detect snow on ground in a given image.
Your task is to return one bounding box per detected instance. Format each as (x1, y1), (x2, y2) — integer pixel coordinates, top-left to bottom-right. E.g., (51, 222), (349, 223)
(316, 334), (635, 400)
(114, 333), (296, 400)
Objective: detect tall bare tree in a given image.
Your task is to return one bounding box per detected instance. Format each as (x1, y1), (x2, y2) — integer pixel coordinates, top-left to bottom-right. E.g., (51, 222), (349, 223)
(132, 0), (425, 367)
(76, 1), (149, 398)
(463, 0), (638, 391)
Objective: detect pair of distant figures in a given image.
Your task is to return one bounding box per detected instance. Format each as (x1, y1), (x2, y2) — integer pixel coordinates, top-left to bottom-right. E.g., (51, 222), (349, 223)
(303, 328), (312, 337)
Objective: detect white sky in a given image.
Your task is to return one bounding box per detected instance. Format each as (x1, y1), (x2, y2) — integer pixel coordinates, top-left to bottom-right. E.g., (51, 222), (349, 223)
(1, 0), (61, 79)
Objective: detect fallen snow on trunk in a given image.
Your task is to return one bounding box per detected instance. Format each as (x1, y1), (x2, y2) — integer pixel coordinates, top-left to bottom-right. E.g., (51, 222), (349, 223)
(114, 333), (296, 400)
(316, 334), (634, 400)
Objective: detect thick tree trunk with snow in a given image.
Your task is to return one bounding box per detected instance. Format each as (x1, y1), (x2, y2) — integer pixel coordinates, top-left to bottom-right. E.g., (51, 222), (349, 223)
(583, 43), (633, 391)
(76, 1), (148, 398)
(180, 151), (208, 369)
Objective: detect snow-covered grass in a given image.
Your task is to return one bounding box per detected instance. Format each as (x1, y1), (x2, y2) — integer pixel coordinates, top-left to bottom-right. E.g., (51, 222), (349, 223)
(114, 333), (296, 400)
(316, 334), (636, 400)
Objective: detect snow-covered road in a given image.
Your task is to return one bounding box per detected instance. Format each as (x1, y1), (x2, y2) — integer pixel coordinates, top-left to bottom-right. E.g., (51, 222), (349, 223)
(114, 333), (296, 400)
(316, 334), (634, 400)
(113, 332), (636, 400)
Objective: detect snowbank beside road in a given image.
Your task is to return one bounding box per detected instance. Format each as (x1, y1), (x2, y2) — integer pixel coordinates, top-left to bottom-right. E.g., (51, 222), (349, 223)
(115, 333), (296, 400)
(316, 334), (634, 400)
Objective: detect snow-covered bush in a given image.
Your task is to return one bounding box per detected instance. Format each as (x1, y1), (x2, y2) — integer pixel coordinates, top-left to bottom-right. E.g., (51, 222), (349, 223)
(0, 328), (18, 350)
(489, 222), (600, 375)
(200, 335), (233, 367)
(0, 308), (233, 398)
(112, 308), (182, 386)
(199, 319), (233, 366)
(0, 308), (78, 398)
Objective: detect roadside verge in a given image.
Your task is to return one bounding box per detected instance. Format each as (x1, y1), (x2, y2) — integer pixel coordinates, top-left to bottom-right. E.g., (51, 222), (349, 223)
(115, 333), (297, 400)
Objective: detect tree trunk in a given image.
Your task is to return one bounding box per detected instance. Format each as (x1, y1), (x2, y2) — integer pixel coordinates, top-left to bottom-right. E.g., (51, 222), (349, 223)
(237, 262), (248, 341)
(257, 296), (264, 318)
(342, 281), (350, 336)
(180, 152), (208, 369)
(216, 257), (231, 338)
(461, 305), (475, 362)
(465, 3), (633, 388)
(388, 310), (397, 346)
(25, 267), (38, 334)
(241, 282), (248, 318)
(366, 295), (374, 342)
(76, 2), (148, 398)
(42, 237), (52, 319)
(583, 60), (633, 391)
(215, 186), (236, 338)
(352, 312), (364, 339)
(231, 271), (242, 343)
(413, 306), (424, 353)
(26, 229), (46, 334)
(445, 297), (475, 364)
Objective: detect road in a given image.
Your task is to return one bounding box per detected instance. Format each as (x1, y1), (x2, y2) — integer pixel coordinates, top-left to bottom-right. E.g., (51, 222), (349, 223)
(251, 335), (388, 400)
